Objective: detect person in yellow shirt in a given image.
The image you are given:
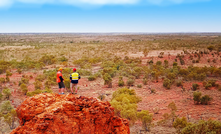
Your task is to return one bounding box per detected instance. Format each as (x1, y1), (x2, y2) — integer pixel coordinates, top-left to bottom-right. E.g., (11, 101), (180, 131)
(70, 68), (80, 94)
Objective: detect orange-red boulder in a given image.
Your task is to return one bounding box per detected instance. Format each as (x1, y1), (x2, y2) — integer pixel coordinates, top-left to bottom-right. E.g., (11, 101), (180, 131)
(11, 93), (130, 134)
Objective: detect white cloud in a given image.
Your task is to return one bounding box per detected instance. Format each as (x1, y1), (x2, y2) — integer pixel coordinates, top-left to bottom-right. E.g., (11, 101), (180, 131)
(0, 0), (211, 8)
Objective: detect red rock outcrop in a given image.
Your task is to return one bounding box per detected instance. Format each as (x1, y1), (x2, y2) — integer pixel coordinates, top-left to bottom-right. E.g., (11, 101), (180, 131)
(11, 93), (130, 134)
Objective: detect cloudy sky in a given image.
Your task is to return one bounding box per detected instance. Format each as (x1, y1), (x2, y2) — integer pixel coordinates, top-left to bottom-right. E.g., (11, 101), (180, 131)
(0, 0), (220, 33)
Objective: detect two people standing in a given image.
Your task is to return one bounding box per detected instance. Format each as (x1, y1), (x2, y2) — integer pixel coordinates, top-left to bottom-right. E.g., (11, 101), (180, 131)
(56, 67), (80, 94)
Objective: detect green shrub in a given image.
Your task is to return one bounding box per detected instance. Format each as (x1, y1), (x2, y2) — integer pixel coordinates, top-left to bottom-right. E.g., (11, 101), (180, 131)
(207, 45), (215, 51)
(42, 88), (53, 93)
(98, 94), (106, 101)
(27, 89), (42, 97)
(103, 73), (112, 88)
(19, 77), (29, 86)
(163, 78), (171, 89)
(3, 88), (11, 100)
(20, 83), (28, 95)
(176, 81), (183, 87)
(192, 83), (199, 91)
(118, 76), (124, 87)
(205, 83), (212, 90)
(6, 76), (10, 82)
(127, 78), (135, 86)
(88, 75), (96, 81)
(208, 79), (216, 87)
(110, 87), (141, 124)
(193, 91), (202, 104)
(63, 79), (70, 90)
(0, 92), (3, 100)
(156, 61), (162, 66)
(200, 95), (212, 105)
(0, 77), (5, 84)
(35, 74), (46, 81)
(137, 84), (142, 88)
(6, 70), (12, 77)
(76, 69), (92, 76)
(142, 78), (148, 85)
(151, 89), (156, 94)
(17, 68), (22, 74)
(137, 110), (153, 131)
(39, 55), (56, 65)
(34, 80), (42, 90)
(181, 120), (221, 134)
(44, 80), (56, 89)
(173, 117), (190, 133)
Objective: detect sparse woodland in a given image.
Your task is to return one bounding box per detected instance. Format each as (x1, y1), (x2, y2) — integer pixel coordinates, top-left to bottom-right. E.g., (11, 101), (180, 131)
(0, 34), (221, 133)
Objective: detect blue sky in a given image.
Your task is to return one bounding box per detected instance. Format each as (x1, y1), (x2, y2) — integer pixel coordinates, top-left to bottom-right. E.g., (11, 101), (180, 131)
(0, 0), (220, 33)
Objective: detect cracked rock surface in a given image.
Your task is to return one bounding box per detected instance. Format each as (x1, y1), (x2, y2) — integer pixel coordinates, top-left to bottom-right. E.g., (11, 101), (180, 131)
(11, 93), (130, 134)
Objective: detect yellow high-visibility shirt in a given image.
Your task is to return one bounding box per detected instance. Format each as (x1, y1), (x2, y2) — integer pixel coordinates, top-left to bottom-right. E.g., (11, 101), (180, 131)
(71, 72), (79, 80)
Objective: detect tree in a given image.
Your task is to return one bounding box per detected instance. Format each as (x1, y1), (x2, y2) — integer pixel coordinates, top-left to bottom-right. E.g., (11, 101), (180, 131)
(3, 88), (11, 100)
(20, 83), (28, 95)
(137, 110), (153, 131)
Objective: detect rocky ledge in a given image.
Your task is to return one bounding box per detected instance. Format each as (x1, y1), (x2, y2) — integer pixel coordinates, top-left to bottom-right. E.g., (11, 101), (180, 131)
(11, 93), (130, 134)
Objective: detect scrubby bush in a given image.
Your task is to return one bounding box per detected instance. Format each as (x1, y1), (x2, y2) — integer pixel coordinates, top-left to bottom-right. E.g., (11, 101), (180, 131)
(173, 117), (190, 133)
(103, 73), (112, 88)
(3, 88), (11, 100)
(20, 83), (28, 95)
(137, 110), (153, 131)
(39, 55), (56, 65)
(19, 77), (29, 86)
(110, 87), (141, 124)
(207, 45), (215, 51)
(118, 76), (124, 87)
(26, 89), (42, 97)
(200, 95), (212, 105)
(181, 120), (221, 134)
(193, 91), (201, 104)
(88, 75), (96, 81)
(163, 78), (171, 89)
(0, 77), (5, 84)
(35, 74), (46, 81)
(34, 81), (42, 90)
(156, 61), (162, 66)
(98, 94), (106, 101)
(6, 70), (12, 77)
(137, 84), (142, 88)
(127, 77), (135, 86)
(6, 76), (10, 82)
(176, 81), (183, 87)
(17, 68), (22, 74)
(62, 79), (69, 90)
(192, 83), (199, 91)
(205, 83), (212, 90)
(151, 89), (156, 94)
(142, 78), (148, 85)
